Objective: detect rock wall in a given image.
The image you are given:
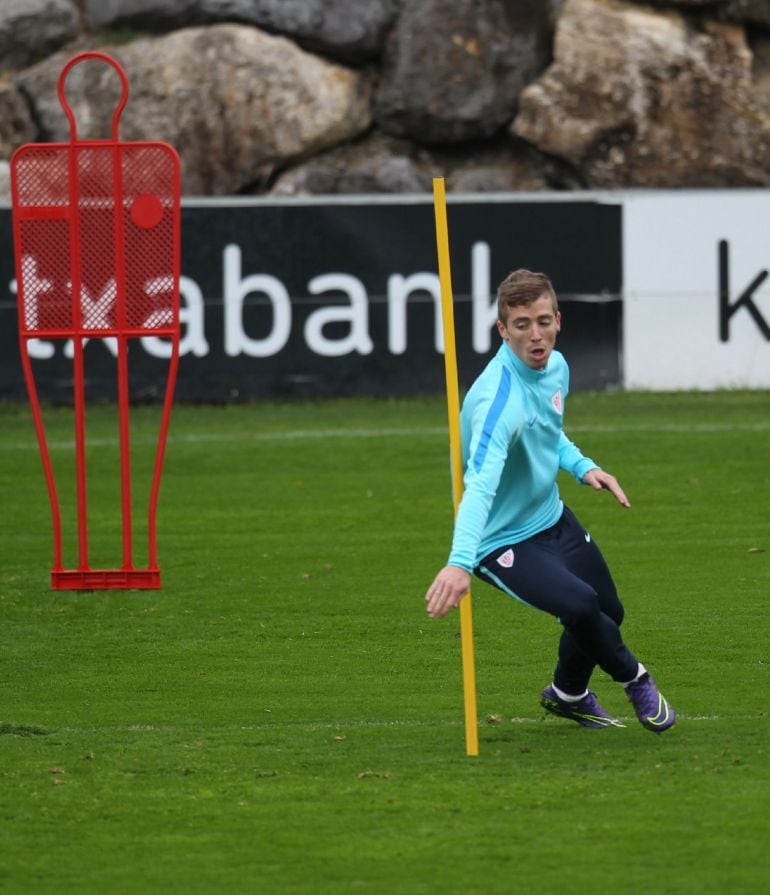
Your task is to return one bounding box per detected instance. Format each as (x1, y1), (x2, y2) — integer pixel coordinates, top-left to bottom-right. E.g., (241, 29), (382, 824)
(1, 0), (769, 197)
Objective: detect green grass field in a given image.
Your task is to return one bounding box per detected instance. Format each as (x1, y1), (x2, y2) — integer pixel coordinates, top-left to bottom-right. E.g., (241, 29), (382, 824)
(1, 392), (768, 894)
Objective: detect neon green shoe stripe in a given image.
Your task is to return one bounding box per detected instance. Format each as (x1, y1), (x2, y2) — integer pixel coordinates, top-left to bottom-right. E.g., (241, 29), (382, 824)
(646, 696), (671, 727)
(575, 712), (626, 728)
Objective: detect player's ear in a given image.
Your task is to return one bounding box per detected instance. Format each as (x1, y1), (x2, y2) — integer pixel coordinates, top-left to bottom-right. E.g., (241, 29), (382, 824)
(496, 318), (508, 341)
(555, 311), (561, 333)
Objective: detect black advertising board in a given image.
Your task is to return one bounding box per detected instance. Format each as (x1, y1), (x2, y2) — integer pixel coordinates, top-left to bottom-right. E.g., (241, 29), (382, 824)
(0, 196), (622, 402)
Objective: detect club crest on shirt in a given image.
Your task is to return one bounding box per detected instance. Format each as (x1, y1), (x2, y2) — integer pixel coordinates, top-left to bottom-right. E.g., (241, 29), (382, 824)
(551, 389), (563, 414)
(497, 548), (514, 568)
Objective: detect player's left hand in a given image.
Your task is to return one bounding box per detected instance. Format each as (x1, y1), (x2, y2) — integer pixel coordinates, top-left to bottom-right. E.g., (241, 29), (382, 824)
(583, 468), (631, 508)
(425, 565), (471, 618)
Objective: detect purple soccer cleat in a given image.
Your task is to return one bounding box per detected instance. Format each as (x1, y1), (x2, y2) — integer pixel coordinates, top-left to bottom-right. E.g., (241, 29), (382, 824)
(541, 684), (626, 729)
(625, 673), (676, 732)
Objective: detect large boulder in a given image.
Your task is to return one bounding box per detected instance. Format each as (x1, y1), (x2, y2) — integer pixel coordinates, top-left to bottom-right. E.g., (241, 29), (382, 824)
(83, 0), (197, 29)
(83, 0), (399, 64)
(0, 160), (10, 200)
(432, 136), (561, 192)
(268, 131), (556, 195)
(726, 0), (770, 28)
(375, 0), (559, 144)
(0, 82), (37, 158)
(512, 0), (770, 187)
(199, 0), (399, 63)
(0, 0), (79, 74)
(269, 131), (431, 195)
(14, 24), (373, 195)
(753, 35), (770, 112)
(644, 0), (770, 29)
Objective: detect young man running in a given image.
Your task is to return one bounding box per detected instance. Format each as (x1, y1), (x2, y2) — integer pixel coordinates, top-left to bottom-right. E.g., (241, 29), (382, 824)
(425, 269), (675, 732)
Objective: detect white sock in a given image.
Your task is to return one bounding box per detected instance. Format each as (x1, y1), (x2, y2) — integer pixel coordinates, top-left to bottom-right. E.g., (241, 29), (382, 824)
(620, 662), (647, 688)
(552, 683), (588, 702)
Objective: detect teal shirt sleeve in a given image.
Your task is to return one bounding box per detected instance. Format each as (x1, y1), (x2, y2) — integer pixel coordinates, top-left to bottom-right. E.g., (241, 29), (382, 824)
(558, 430), (597, 482)
(447, 367), (522, 572)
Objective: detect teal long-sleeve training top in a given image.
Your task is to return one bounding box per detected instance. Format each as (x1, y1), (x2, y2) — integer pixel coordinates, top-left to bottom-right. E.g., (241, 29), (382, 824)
(447, 343), (598, 572)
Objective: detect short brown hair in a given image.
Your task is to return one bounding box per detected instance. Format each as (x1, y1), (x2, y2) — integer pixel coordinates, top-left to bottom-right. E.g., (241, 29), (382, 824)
(497, 269), (558, 322)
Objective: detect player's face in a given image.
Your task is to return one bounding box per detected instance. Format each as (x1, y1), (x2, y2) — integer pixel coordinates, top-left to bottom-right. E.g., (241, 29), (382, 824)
(497, 292), (561, 370)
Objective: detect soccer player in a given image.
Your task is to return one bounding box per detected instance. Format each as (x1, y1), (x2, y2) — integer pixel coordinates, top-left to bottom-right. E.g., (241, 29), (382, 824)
(425, 269), (676, 732)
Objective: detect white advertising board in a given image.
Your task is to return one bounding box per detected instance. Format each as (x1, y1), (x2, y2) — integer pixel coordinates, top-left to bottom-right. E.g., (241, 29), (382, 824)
(624, 191), (770, 389)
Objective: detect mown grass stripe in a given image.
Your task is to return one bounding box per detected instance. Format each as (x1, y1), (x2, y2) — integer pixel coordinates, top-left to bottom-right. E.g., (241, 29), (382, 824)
(3, 420), (769, 451)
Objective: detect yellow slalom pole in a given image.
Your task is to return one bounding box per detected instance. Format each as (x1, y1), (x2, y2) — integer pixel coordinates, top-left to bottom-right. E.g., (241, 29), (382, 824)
(432, 176), (479, 757)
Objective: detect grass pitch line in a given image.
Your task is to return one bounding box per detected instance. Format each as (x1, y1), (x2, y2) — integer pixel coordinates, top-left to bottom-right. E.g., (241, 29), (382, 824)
(4, 420), (770, 452)
(2, 426), (447, 451)
(570, 423), (770, 433)
(44, 713), (722, 737)
(252, 712), (724, 729)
